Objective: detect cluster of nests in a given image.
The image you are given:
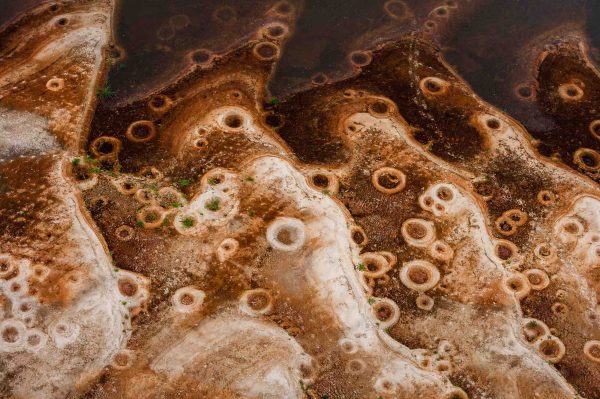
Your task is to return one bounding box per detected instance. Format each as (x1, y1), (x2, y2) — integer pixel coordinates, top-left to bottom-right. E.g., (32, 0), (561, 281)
(556, 81), (600, 175)
(352, 169), (600, 368)
(347, 184), (458, 348)
(67, 72), (600, 388)
(0, 254), (77, 353)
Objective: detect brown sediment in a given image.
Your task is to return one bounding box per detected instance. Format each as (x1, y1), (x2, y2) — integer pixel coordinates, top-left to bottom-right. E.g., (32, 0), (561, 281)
(3, 2), (600, 399)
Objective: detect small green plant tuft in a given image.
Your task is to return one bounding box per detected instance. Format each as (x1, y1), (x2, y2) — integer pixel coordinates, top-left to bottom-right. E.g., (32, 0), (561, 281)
(136, 220), (144, 228)
(205, 199), (220, 211)
(182, 217), (195, 228)
(178, 179), (191, 188)
(356, 263), (365, 271)
(208, 177), (219, 185)
(368, 297), (375, 305)
(269, 97), (279, 105)
(71, 158), (81, 166)
(247, 210), (256, 217)
(245, 176), (255, 182)
(322, 189), (331, 195)
(96, 85), (114, 100)
(526, 320), (538, 329)
(171, 202), (183, 208)
(88, 167), (102, 174)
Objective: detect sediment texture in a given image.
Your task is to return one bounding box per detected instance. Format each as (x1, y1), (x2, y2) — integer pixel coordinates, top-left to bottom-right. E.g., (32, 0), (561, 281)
(1, 1), (600, 398)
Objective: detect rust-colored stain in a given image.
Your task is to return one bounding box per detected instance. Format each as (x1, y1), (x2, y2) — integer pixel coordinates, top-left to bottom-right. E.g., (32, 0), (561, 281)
(1, 1), (600, 398)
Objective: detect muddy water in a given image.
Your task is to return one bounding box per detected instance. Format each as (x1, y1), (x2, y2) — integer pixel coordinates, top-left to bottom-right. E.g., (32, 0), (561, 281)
(0, 0), (44, 27)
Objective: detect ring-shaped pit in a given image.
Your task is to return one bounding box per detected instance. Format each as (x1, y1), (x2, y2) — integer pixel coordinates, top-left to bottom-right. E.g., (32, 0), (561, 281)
(126, 120), (157, 143)
(558, 82), (584, 101)
(32, 264), (50, 281)
(252, 41), (280, 61)
(148, 94), (173, 113)
(0, 318), (26, 352)
(189, 48), (213, 65)
(338, 338), (358, 354)
(556, 216), (585, 238)
(117, 277), (140, 299)
(429, 240), (454, 261)
(270, 1), (294, 17)
(401, 218), (435, 248)
(551, 302), (569, 316)
(308, 170), (339, 195)
(135, 188), (157, 205)
(371, 298), (400, 329)
(502, 272), (530, 300)
(217, 238), (239, 262)
(24, 328), (47, 352)
(114, 177), (139, 195)
(90, 136), (122, 158)
(266, 217), (306, 252)
(46, 77), (64, 92)
(349, 50), (372, 68)
(399, 260), (440, 292)
(419, 76), (450, 96)
(262, 22), (288, 40)
(522, 318), (550, 344)
(350, 225), (368, 246)
(494, 239), (519, 264)
(311, 72), (328, 85)
(345, 358), (366, 375)
(535, 335), (566, 363)
(534, 242), (557, 263)
(172, 286), (206, 313)
(514, 83), (535, 101)
(482, 115), (503, 131)
(193, 137), (209, 151)
(384, 0), (409, 20)
(583, 340), (600, 364)
(49, 319), (80, 348)
(537, 190), (556, 206)
(416, 294), (434, 311)
(503, 209), (528, 226)
(573, 148), (600, 171)
(360, 252), (391, 278)
(523, 269), (549, 290)
(201, 168), (233, 191)
(495, 215), (517, 236)
(367, 99), (393, 118)
(158, 187), (185, 209)
(136, 206), (165, 229)
(434, 184), (456, 203)
(239, 288), (273, 316)
(115, 225), (135, 241)
(174, 212), (200, 234)
(112, 349), (136, 370)
(0, 255), (18, 280)
(371, 167), (406, 194)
